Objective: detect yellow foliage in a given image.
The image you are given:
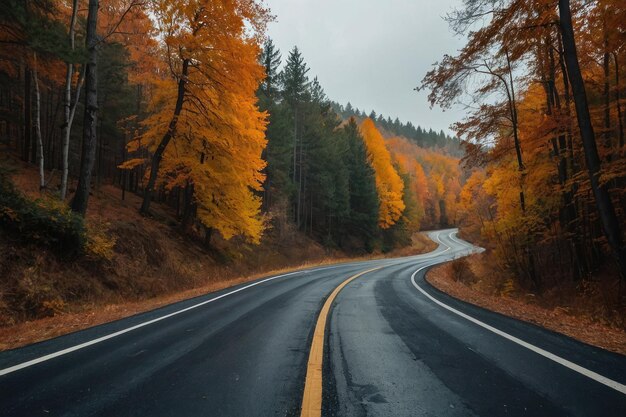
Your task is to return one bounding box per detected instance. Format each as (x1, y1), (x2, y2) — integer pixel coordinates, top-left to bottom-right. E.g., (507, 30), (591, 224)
(86, 222), (117, 261)
(117, 158), (145, 170)
(124, 0), (270, 244)
(359, 118), (405, 228)
(40, 299), (67, 317)
(387, 134), (462, 227)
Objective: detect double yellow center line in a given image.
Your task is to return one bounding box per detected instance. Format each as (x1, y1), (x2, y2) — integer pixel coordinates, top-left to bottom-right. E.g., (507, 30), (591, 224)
(300, 266), (383, 417)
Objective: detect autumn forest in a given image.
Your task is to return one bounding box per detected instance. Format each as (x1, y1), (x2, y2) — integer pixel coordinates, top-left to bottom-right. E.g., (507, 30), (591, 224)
(0, 0), (625, 335)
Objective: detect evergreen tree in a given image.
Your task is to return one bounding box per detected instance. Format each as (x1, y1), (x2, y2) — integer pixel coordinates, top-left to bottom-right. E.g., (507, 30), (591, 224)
(305, 101), (347, 243)
(257, 39), (285, 210)
(310, 76), (326, 103)
(281, 46), (310, 106)
(259, 38), (281, 101)
(280, 46), (311, 225)
(345, 102), (354, 116)
(341, 118), (379, 251)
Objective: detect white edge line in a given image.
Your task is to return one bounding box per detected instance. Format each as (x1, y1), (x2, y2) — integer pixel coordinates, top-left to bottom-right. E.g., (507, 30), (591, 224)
(0, 230), (470, 378)
(410, 262), (626, 395)
(0, 264), (348, 377)
(447, 231), (466, 246)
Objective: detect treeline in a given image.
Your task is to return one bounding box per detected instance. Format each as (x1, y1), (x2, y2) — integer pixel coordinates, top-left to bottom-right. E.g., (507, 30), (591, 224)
(0, 0), (151, 205)
(386, 135), (462, 231)
(0, 0), (463, 255)
(421, 0), (626, 286)
(258, 43), (378, 250)
(330, 101), (464, 156)
(0, 0), (272, 246)
(258, 42), (461, 251)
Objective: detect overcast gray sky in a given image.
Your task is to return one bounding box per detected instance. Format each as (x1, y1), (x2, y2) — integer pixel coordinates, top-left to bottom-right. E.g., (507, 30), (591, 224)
(265, 0), (466, 135)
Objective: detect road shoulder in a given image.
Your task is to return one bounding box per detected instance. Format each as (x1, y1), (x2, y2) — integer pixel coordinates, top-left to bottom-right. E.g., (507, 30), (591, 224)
(426, 258), (626, 355)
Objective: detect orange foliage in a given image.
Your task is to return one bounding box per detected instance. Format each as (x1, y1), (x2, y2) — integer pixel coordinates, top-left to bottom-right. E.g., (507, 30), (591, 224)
(125, 0), (270, 243)
(359, 118), (405, 229)
(99, 0), (161, 84)
(387, 135), (462, 228)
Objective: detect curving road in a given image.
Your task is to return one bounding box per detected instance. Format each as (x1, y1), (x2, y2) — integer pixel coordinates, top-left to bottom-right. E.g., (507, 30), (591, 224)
(0, 229), (624, 416)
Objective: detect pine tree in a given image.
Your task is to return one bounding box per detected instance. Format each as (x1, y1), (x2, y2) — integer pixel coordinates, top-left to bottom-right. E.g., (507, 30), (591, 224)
(310, 76), (325, 103)
(341, 118), (378, 250)
(259, 38), (281, 101)
(281, 46), (311, 225)
(345, 102), (354, 116)
(281, 46), (310, 106)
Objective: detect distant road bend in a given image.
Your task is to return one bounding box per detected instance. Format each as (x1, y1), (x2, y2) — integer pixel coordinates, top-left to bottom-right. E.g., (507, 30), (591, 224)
(1, 229), (625, 416)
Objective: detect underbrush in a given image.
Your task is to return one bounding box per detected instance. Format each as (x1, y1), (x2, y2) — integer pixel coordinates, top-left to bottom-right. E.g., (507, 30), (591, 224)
(450, 257), (477, 285)
(438, 252), (626, 330)
(0, 160), (438, 341)
(0, 181), (339, 328)
(0, 166), (85, 257)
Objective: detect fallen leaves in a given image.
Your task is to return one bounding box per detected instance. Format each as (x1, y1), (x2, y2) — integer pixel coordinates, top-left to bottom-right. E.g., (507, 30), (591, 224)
(427, 258), (626, 355)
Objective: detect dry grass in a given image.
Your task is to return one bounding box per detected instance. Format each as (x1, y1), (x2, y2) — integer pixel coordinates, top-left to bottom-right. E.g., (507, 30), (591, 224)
(0, 246), (434, 351)
(390, 232), (438, 256)
(426, 253), (626, 355)
(0, 257), (358, 350)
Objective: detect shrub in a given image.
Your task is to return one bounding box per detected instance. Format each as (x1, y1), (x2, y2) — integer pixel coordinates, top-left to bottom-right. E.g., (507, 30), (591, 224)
(86, 221), (117, 261)
(450, 257), (477, 285)
(0, 167), (86, 257)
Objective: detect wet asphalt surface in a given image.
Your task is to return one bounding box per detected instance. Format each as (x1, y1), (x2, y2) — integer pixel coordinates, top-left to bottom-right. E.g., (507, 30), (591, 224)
(1, 230), (624, 416)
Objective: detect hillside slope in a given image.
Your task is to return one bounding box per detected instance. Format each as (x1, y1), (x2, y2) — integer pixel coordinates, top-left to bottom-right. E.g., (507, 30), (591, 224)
(0, 155), (436, 350)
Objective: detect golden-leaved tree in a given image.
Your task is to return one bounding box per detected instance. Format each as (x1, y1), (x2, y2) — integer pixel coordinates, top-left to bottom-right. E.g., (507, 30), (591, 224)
(387, 135), (461, 229)
(123, 0), (271, 243)
(359, 118), (405, 229)
(424, 0), (626, 285)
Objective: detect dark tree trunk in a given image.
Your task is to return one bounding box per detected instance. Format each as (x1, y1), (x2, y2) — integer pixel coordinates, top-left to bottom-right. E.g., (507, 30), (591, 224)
(23, 67), (31, 162)
(558, 0), (626, 280)
(614, 52), (624, 148)
(181, 181), (196, 231)
(603, 19), (612, 155)
(547, 33), (585, 279)
(204, 227), (213, 246)
(71, 0), (99, 215)
(140, 58), (189, 215)
(503, 49), (526, 212)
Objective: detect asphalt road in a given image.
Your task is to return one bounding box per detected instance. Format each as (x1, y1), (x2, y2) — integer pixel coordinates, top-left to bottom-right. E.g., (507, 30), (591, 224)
(1, 229), (625, 416)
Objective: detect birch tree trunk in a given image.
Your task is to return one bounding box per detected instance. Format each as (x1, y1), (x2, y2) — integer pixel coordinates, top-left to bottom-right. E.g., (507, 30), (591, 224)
(60, 0), (80, 200)
(33, 52), (44, 190)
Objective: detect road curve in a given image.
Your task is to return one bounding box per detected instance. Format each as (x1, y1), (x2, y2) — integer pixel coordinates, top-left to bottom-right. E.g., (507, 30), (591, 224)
(0, 229), (624, 416)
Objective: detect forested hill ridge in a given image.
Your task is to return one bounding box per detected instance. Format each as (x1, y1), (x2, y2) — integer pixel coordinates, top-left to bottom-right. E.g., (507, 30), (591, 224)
(258, 40), (464, 246)
(330, 101), (465, 157)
